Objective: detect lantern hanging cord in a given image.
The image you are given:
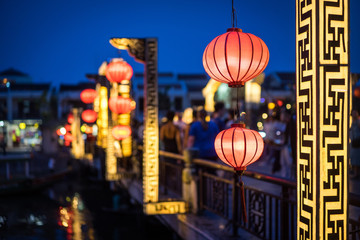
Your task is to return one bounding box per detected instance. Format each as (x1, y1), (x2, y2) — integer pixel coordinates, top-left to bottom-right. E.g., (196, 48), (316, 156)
(239, 175), (248, 223)
(231, 0), (238, 28)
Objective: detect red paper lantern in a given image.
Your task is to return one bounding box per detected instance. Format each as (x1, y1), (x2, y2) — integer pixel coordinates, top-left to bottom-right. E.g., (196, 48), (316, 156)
(56, 128), (63, 136)
(214, 123), (264, 171)
(64, 140), (71, 147)
(109, 96), (135, 114)
(65, 124), (71, 132)
(81, 110), (97, 123)
(85, 126), (93, 134)
(105, 59), (133, 83)
(112, 125), (132, 140)
(203, 28), (269, 88)
(67, 113), (74, 124)
(64, 133), (73, 142)
(80, 89), (97, 104)
(354, 86), (360, 98)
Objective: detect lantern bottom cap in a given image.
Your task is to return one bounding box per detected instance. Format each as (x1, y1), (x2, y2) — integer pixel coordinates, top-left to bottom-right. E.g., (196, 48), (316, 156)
(235, 167), (246, 171)
(228, 82), (245, 88)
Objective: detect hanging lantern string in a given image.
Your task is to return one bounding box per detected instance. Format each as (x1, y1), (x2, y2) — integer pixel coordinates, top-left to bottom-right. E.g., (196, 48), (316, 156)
(231, 0), (238, 28)
(236, 170), (248, 223)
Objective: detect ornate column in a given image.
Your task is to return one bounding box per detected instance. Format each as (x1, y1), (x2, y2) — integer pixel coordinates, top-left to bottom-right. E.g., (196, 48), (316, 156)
(296, 0), (349, 239)
(110, 38), (186, 214)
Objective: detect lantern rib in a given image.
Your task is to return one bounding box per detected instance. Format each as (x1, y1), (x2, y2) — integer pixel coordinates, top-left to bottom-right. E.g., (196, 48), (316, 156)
(247, 131), (259, 165)
(257, 41), (270, 75)
(231, 127), (238, 168)
(235, 31), (241, 83)
(213, 34), (232, 83)
(247, 36), (264, 80)
(220, 130), (234, 168)
(204, 43), (222, 82)
(239, 128), (246, 168)
(242, 33), (255, 83)
(224, 33), (235, 83)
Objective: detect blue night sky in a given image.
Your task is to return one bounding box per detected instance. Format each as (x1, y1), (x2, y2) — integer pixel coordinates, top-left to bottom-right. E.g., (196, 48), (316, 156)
(1, 0), (359, 84)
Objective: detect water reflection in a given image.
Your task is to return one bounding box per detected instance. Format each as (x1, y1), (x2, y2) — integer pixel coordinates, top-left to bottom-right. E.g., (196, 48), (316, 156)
(0, 175), (178, 240)
(0, 182), (96, 240)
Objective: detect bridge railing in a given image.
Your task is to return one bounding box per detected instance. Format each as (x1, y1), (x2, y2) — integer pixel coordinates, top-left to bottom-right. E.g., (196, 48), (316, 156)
(133, 145), (360, 240)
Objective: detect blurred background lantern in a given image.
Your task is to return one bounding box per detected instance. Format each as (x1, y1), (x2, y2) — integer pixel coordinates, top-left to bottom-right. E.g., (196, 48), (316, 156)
(67, 113), (74, 124)
(354, 86), (360, 98)
(112, 125), (131, 140)
(81, 110), (97, 123)
(109, 96), (135, 114)
(105, 59), (133, 83)
(64, 124), (71, 132)
(80, 89), (97, 104)
(64, 133), (73, 142)
(203, 28), (269, 88)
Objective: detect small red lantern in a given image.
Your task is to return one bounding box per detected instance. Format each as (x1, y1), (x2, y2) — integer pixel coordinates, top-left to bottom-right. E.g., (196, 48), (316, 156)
(112, 125), (132, 140)
(80, 89), (97, 104)
(81, 110), (97, 123)
(67, 113), (74, 124)
(65, 124), (71, 132)
(105, 59), (133, 83)
(109, 96), (135, 114)
(64, 133), (73, 142)
(64, 140), (71, 147)
(354, 86), (360, 98)
(85, 126), (93, 134)
(203, 28), (269, 88)
(215, 124), (264, 170)
(56, 128), (63, 136)
(214, 123), (264, 223)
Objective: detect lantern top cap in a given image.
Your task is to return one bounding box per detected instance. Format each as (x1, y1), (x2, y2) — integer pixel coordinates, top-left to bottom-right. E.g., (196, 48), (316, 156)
(227, 28), (242, 32)
(231, 123), (246, 128)
(110, 58), (125, 63)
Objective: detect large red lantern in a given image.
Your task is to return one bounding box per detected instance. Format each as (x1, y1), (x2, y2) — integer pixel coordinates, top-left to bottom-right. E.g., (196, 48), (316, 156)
(203, 28), (269, 88)
(80, 89), (97, 104)
(109, 96), (135, 114)
(214, 123), (264, 223)
(105, 59), (133, 83)
(81, 110), (97, 123)
(112, 125), (132, 140)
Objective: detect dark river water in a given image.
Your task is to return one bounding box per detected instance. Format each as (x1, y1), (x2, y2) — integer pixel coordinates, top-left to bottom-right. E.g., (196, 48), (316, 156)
(0, 173), (179, 240)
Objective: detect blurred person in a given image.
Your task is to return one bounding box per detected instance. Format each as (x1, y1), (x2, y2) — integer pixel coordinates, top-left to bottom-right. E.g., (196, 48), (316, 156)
(270, 112), (286, 174)
(183, 108), (198, 150)
(212, 102), (227, 131)
(187, 109), (219, 160)
(160, 111), (182, 154)
(225, 109), (235, 129)
(279, 110), (293, 178)
(48, 157), (55, 173)
(174, 112), (187, 143)
(350, 109), (360, 178)
(259, 115), (275, 166)
(0, 134), (5, 156)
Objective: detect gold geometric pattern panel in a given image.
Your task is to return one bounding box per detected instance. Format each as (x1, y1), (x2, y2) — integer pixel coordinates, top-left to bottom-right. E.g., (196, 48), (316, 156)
(297, 0), (349, 239)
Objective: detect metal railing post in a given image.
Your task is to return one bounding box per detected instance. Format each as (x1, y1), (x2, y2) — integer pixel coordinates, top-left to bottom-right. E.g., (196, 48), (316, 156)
(182, 148), (198, 214)
(232, 171), (239, 236)
(281, 185), (290, 240)
(25, 160), (29, 177)
(6, 162), (10, 180)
